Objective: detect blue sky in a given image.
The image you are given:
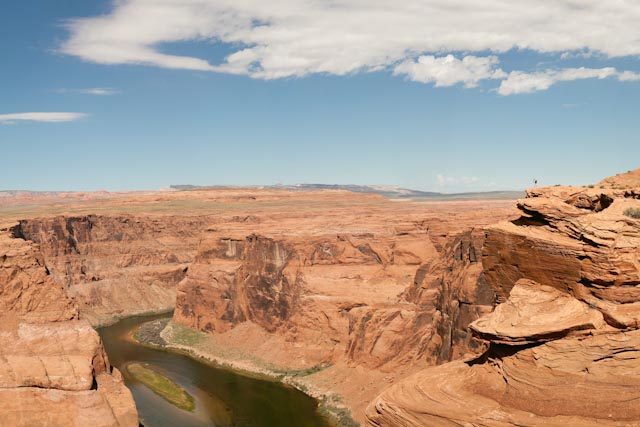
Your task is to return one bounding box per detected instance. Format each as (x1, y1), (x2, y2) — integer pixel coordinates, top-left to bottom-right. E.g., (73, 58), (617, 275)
(1, 1), (640, 192)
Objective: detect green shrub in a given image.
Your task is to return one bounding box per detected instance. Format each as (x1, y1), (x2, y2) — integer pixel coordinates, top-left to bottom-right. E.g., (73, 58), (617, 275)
(624, 208), (640, 219)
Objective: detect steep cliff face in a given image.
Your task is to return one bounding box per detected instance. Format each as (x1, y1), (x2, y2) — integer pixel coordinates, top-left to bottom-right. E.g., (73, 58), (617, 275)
(0, 227), (138, 427)
(174, 222), (503, 374)
(0, 189), (517, 425)
(12, 215), (203, 325)
(344, 230), (494, 371)
(175, 235), (301, 333)
(0, 231), (77, 323)
(366, 171), (640, 427)
(402, 230), (495, 362)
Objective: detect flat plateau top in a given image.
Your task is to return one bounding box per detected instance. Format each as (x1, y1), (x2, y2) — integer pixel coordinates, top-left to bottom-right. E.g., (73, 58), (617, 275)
(0, 188), (518, 239)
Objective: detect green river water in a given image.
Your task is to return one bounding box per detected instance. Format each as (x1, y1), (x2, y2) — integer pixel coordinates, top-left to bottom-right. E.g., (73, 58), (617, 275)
(99, 314), (333, 427)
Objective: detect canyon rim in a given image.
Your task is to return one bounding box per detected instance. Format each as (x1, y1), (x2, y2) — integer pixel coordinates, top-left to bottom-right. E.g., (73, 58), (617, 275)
(4, 1), (640, 425)
(1, 169), (639, 426)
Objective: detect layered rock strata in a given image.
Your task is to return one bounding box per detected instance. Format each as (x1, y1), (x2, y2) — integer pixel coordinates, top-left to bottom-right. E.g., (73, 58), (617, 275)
(0, 231), (77, 323)
(0, 189), (517, 424)
(11, 215), (203, 325)
(174, 228), (499, 370)
(170, 200), (516, 422)
(366, 170), (640, 427)
(0, 230), (138, 427)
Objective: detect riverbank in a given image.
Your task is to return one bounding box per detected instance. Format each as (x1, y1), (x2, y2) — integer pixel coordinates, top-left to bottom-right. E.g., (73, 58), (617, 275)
(134, 318), (360, 427)
(86, 307), (176, 328)
(100, 314), (333, 427)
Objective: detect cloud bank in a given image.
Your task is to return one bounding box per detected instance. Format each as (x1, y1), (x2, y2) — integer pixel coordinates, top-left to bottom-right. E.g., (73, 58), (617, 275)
(436, 174), (479, 187)
(60, 0), (640, 94)
(78, 88), (120, 95)
(56, 88), (120, 95)
(0, 112), (88, 124)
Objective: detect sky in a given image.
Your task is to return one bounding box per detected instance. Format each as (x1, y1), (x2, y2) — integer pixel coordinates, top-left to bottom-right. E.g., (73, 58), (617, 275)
(1, 1), (640, 193)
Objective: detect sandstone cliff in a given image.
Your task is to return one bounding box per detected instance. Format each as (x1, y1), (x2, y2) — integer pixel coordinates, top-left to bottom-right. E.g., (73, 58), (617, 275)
(0, 231), (77, 323)
(167, 196), (516, 421)
(0, 189), (516, 425)
(366, 170), (640, 427)
(0, 228), (138, 427)
(11, 215), (203, 326)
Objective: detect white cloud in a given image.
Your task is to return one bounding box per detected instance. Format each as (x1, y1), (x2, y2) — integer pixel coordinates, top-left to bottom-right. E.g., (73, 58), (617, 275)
(498, 67), (619, 95)
(394, 55), (505, 88)
(79, 88), (120, 95)
(618, 70), (640, 81)
(436, 174), (479, 187)
(59, 0), (640, 93)
(0, 112), (88, 124)
(56, 88), (120, 95)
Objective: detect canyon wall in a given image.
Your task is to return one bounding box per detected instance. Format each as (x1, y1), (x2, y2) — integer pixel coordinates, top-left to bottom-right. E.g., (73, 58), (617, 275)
(12, 215), (204, 326)
(366, 170), (640, 427)
(173, 228), (497, 370)
(0, 189), (517, 425)
(0, 229), (138, 427)
(166, 196), (516, 420)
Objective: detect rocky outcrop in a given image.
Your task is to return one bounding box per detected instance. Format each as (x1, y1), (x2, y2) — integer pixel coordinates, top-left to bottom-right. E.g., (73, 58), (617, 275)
(0, 232), (77, 323)
(1, 188), (517, 425)
(171, 219), (516, 424)
(366, 170), (640, 427)
(175, 235), (301, 333)
(470, 278), (606, 344)
(0, 228), (138, 427)
(11, 215), (202, 325)
(402, 230), (496, 362)
(0, 320), (109, 390)
(175, 231), (438, 365)
(0, 320), (137, 427)
(366, 331), (640, 427)
(173, 212), (514, 382)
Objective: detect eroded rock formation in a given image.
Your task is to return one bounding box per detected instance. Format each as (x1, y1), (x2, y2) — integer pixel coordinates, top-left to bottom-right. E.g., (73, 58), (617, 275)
(0, 188), (517, 424)
(167, 196), (516, 422)
(11, 215), (203, 325)
(174, 227), (498, 370)
(0, 231), (77, 323)
(0, 230), (138, 427)
(366, 170), (640, 427)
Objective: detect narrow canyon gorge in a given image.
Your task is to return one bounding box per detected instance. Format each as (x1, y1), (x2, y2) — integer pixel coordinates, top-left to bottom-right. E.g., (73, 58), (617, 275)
(1, 169), (639, 426)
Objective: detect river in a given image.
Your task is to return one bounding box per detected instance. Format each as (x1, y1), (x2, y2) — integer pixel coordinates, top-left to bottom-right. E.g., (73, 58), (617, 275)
(98, 314), (333, 427)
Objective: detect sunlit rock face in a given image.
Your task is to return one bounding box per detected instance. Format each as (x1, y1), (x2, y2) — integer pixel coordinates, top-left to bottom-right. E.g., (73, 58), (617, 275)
(11, 215), (203, 326)
(0, 188), (517, 424)
(0, 230), (78, 323)
(366, 169), (640, 427)
(174, 219), (505, 373)
(0, 228), (138, 427)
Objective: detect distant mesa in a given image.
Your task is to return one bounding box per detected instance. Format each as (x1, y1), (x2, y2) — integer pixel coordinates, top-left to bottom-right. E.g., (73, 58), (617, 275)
(169, 184), (524, 200)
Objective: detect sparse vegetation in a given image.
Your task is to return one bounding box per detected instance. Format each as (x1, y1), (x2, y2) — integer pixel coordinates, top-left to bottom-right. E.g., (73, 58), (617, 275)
(168, 323), (205, 346)
(318, 397), (360, 427)
(136, 320), (343, 425)
(285, 362), (332, 377)
(624, 207), (640, 219)
(127, 363), (195, 411)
